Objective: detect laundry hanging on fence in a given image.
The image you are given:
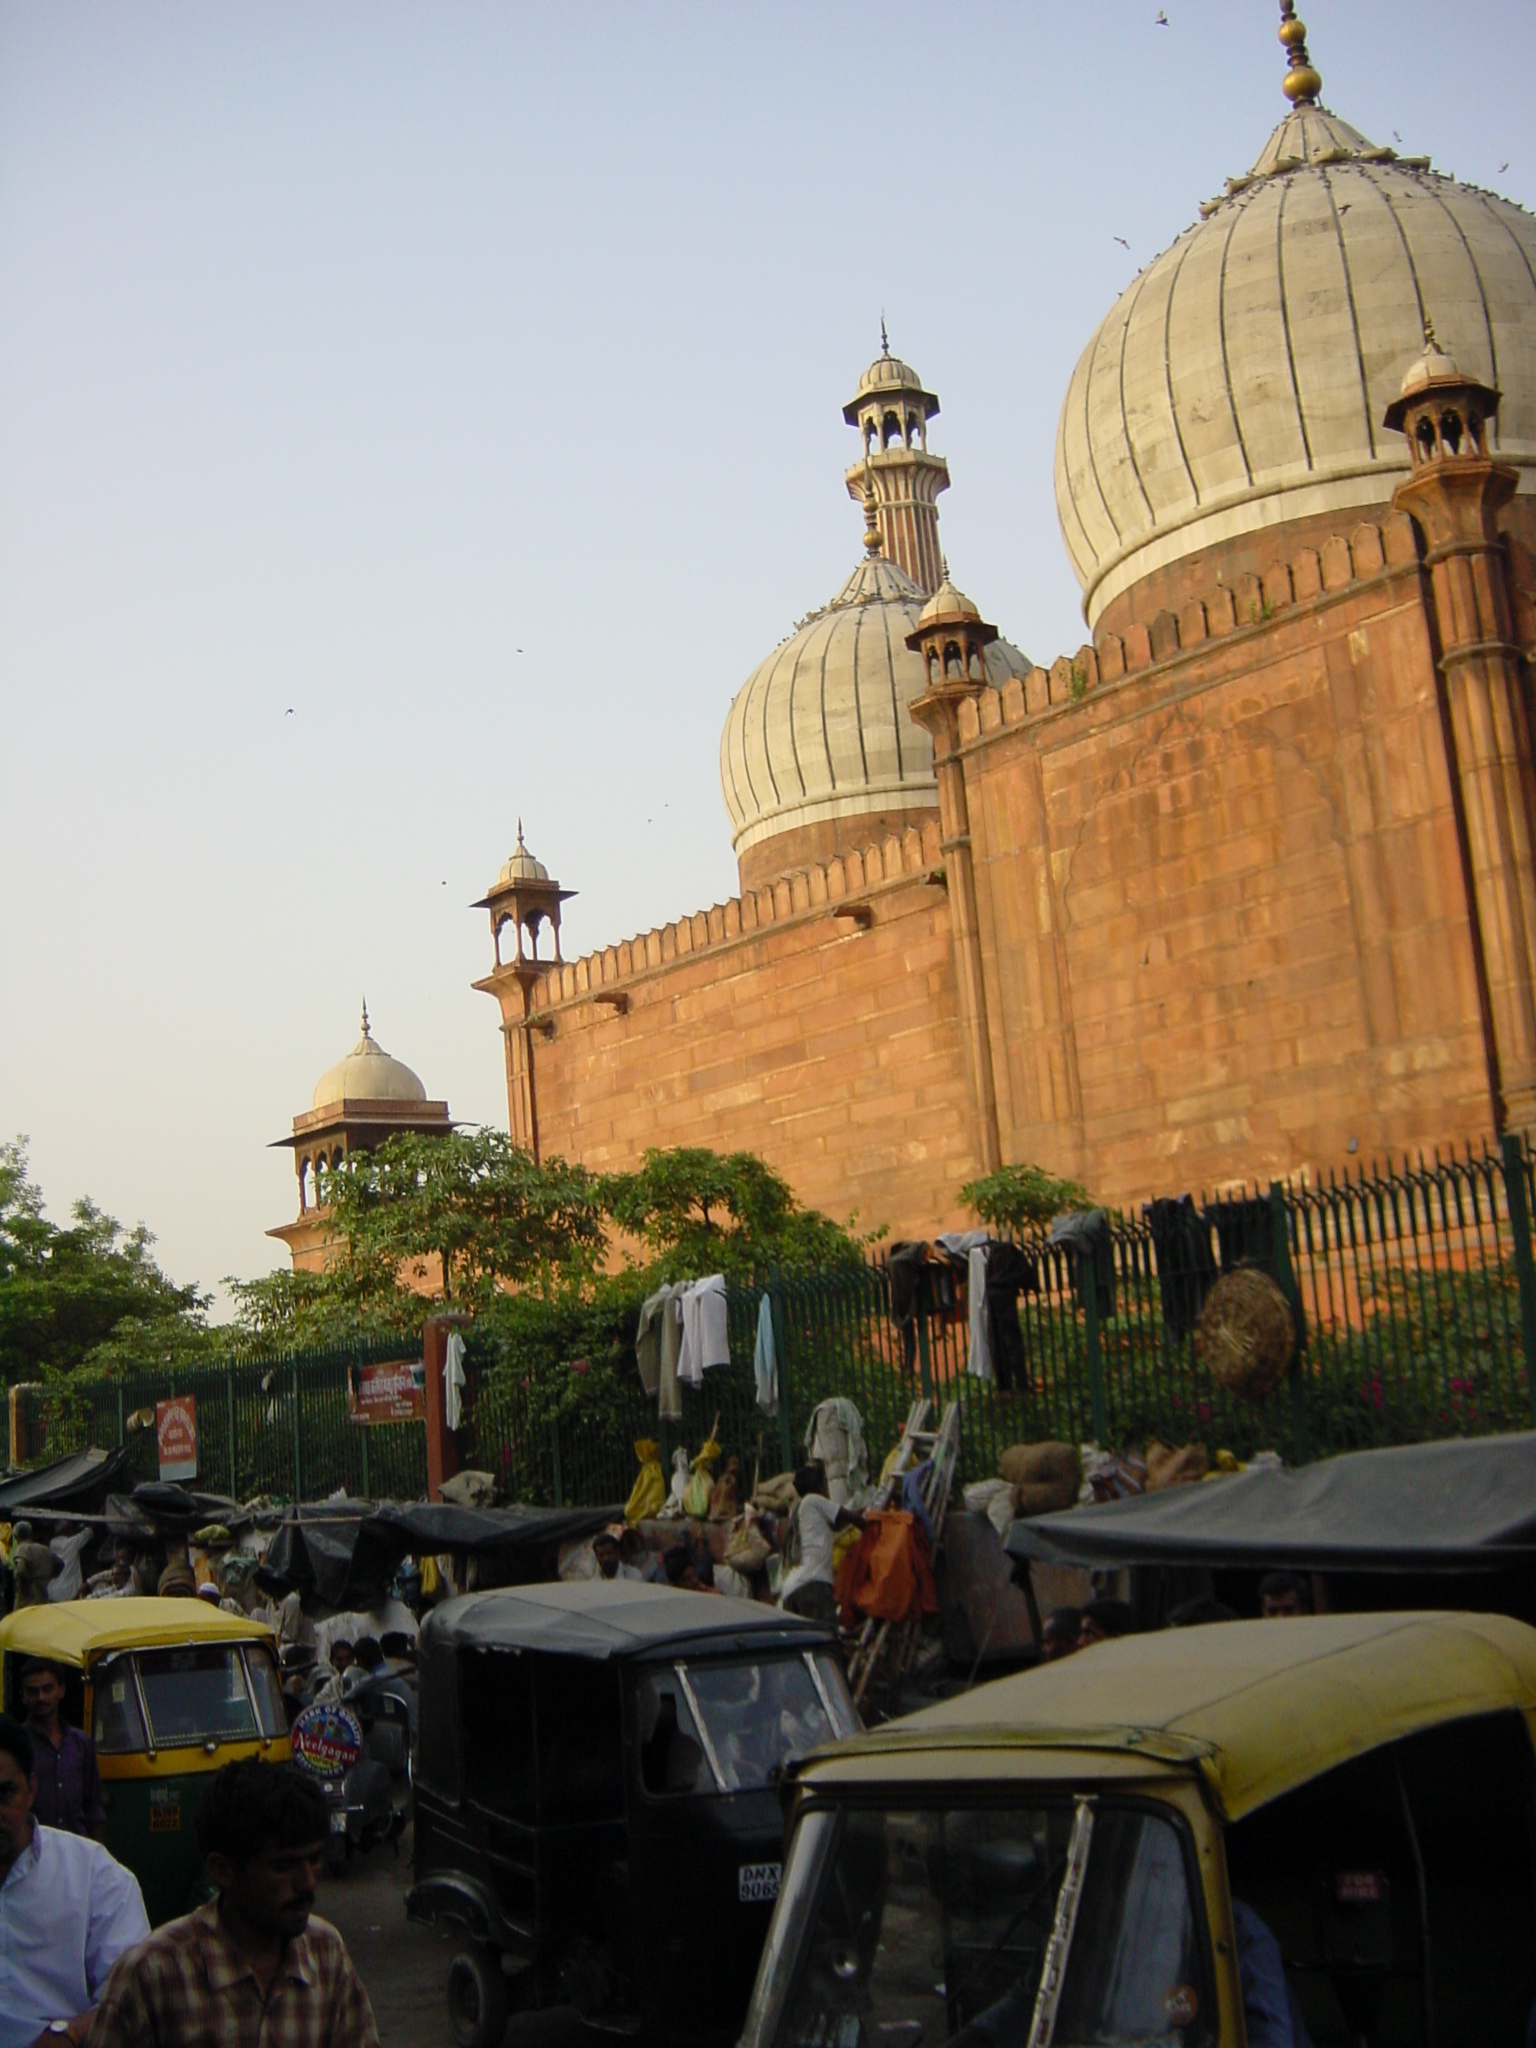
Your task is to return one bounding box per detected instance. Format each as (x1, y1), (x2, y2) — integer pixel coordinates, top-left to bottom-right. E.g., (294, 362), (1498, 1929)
(887, 1240), (966, 1371)
(966, 1245), (993, 1383)
(805, 1397), (867, 1504)
(636, 1283), (685, 1420)
(1048, 1210), (1115, 1322)
(678, 1275), (729, 1387)
(983, 1241), (1038, 1393)
(1144, 1195), (1218, 1341)
(444, 1332), (467, 1431)
(753, 1294), (778, 1414)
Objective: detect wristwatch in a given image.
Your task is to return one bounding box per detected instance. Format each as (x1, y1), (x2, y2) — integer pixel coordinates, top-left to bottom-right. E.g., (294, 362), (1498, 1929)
(47, 2025), (74, 2040)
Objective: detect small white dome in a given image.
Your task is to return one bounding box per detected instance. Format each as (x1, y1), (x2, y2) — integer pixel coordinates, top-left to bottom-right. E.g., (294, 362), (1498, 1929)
(495, 824), (549, 886)
(311, 1008), (428, 1110)
(720, 553), (1028, 861)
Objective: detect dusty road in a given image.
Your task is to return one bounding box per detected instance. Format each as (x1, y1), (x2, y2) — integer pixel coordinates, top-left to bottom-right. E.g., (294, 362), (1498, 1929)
(317, 1839), (590, 2048)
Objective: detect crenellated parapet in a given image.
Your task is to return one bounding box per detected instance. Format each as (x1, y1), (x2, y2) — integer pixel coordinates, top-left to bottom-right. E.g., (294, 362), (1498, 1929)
(951, 510), (1426, 746)
(526, 817), (947, 1014)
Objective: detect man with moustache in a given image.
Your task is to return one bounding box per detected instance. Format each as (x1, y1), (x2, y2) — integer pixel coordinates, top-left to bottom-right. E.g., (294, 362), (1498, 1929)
(84, 1760), (379, 2048)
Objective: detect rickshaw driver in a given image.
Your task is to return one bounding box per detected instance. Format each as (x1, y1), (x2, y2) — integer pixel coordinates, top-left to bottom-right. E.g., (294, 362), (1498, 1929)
(19, 1661), (104, 1842)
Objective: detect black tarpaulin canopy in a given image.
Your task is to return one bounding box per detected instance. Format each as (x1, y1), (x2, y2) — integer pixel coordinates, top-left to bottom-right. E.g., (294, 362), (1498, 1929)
(422, 1579), (830, 1661)
(0, 1447), (129, 1517)
(1005, 1431), (1536, 1573)
(264, 1501), (621, 1607)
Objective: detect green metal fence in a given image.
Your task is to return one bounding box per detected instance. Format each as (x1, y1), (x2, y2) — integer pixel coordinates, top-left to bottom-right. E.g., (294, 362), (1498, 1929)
(463, 1135), (1536, 1510)
(16, 1137), (1536, 1514)
(16, 1339), (427, 1502)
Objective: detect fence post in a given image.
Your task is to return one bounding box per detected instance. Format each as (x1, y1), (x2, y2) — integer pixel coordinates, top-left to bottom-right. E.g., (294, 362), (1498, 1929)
(1499, 1133), (1536, 1427)
(225, 1366), (236, 1497)
(915, 1314), (935, 1407)
(769, 1281), (793, 1475)
(1084, 1280), (1107, 1445)
(292, 1363), (303, 1503)
(550, 1420), (565, 1507)
(1268, 1183), (1309, 1465)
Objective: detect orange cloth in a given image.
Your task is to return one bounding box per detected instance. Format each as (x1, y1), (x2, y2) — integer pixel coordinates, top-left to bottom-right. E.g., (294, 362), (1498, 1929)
(835, 1509), (938, 1626)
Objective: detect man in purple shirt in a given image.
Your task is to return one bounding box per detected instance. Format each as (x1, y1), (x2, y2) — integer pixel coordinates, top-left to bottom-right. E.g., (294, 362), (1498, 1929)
(20, 1660), (105, 1840)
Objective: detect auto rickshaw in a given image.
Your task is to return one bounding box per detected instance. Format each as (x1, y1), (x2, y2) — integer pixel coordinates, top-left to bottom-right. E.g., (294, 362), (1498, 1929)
(0, 1596), (290, 1924)
(742, 1611), (1536, 2048)
(408, 1580), (858, 2048)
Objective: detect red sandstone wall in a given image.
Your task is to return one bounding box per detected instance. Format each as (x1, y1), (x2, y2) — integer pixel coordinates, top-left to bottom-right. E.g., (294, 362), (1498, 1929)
(519, 822), (984, 1241)
(960, 511), (1495, 1205)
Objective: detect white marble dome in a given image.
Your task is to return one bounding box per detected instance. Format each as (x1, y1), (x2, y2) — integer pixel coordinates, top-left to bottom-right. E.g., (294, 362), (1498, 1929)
(720, 553), (1030, 865)
(311, 1011), (427, 1110)
(1055, 101), (1536, 626)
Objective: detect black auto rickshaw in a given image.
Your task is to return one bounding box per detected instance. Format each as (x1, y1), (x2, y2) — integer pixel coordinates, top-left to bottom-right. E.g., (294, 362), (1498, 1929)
(407, 1580), (857, 2048)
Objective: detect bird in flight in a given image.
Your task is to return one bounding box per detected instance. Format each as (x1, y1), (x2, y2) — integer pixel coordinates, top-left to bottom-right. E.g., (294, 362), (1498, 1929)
(1499, 161), (1510, 173)
(1155, 8), (1168, 22)
(285, 707), (294, 716)
(1393, 130), (1402, 143)
(1114, 236), (1130, 250)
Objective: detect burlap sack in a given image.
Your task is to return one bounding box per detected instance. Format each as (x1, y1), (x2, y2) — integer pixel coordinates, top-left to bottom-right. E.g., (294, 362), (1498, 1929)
(999, 1442), (1079, 1510)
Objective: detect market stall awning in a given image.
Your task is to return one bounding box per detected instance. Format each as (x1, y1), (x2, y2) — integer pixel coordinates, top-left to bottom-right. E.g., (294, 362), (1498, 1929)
(264, 1500), (621, 1607)
(0, 1447), (129, 1516)
(1006, 1431), (1536, 1573)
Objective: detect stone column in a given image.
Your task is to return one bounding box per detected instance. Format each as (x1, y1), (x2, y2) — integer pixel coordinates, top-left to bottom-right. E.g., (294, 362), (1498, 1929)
(1393, 374), (1536, 1130)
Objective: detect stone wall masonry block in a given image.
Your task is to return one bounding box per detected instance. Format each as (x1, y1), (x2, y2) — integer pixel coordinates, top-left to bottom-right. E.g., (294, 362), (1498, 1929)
(576, 959), (590, 994)
(1026, 665), (1052, 711)
(1262, 563), (1294, 613)
(922, 818), (944, 865)
(1207, 585), (1237, 635)
(1050, 656), (1076, 704)
(707, 906), (726, 943)
(1149, 610), (1180, 662)
(902, 827), (924, 873)
(1350, 523), (1386, 577)
(826, 859), (848, 902)
(1076, 645), (1100, 691)
(1095, 636), (1127, 682)
(1322, 535), (1354, 591)
(958, 697), (982, 743)
(725, 901), (742, 938)
(1236, 572), (1265, 627)
(772, 880), (792, 920)
(807, 865), (829, 907)
(1180, 599), (1209, 647)
(1292, 549), (1323, 601)
(978, 688), (1003, 734)
(790, 874), (811, 914)
(1124, 623), (1153, 672)
(882, 837), (904, 880)
(844, 851), (866, 893)
(1001, 676), (1026, 724)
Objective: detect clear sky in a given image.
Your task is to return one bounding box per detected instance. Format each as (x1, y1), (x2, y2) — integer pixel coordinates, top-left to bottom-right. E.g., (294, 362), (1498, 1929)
(3, 1), (1533, 1313)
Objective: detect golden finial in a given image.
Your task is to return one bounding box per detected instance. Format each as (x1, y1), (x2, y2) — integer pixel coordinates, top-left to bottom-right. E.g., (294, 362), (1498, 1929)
(360, 999), (371, 1038)
(1423, 314), (1440, 352)
(1277, 1), (1321, 105)
(862, 456), (883, 556)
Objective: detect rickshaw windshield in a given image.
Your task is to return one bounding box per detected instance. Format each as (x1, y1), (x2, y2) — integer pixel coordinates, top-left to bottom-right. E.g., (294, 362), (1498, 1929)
(636, 1652), (858, 1797)
(133, 1645), (270, 1749)
(745, 1797), (1213, 2048)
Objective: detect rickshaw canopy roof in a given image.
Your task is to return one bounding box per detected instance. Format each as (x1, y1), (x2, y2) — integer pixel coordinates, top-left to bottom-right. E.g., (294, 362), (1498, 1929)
(423, 1581), (831, 1662)
(797, 1611), (1536, 1821)
(0, 1596), (275, 1670)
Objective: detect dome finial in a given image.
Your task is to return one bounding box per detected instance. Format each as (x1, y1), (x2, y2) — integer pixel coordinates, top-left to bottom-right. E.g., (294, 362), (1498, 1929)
(880, 313), (890, 357)
(1423, 313), (1440, 352)
(862, 455), (883, 556)
(360, 998), (370, 1039)
(1277, 0), (1321, 105)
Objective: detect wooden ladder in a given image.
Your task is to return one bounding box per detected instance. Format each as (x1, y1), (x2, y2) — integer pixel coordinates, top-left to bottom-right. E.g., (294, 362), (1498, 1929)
(845, 1399), (961, 1708)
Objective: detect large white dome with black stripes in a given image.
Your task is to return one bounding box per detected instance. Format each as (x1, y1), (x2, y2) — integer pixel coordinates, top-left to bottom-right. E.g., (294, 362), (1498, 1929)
(1055, 97), (1536, 626)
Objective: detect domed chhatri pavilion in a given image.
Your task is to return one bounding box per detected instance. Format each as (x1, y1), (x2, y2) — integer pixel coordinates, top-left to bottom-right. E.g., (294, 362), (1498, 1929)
(476, 5), (1536, 1236)
(269, 1006), (450, 1270)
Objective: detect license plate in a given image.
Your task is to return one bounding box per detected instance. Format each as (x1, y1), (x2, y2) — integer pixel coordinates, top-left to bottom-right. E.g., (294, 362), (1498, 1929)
(738, 1861), (781, 1903)
(329, 1811), (349, 1834)
(148, 1802), (180, 1833)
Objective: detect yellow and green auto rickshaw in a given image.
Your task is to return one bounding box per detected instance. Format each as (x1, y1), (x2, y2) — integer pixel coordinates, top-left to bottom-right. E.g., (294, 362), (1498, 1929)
(0, 1596), (290, 1924)
(743, 1611), (1536, 2048)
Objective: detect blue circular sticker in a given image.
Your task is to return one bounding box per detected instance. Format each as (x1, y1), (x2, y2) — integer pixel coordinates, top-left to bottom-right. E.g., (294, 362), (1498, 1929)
(291, 1703), (364, 1778)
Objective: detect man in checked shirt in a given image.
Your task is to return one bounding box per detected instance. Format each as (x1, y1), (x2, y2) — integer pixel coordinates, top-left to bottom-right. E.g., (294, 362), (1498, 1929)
(85, 1761), (379, 2048)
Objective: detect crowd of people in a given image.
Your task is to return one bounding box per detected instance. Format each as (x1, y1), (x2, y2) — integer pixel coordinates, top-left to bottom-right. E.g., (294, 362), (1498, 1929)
(1037, 1571), (1316, 1661)
(0, 1723), (379, 2048)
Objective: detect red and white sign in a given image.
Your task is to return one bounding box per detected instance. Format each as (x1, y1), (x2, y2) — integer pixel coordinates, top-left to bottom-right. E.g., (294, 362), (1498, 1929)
(347, 1359), (425, 1426)
(156, 1396), (198, 1481)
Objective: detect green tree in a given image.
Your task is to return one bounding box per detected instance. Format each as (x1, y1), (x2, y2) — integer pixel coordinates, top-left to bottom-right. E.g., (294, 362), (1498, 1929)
(599, 1146), (871, 1281)
(0, 1139), (214, 1381)
(960, 1161), (1092, 1236)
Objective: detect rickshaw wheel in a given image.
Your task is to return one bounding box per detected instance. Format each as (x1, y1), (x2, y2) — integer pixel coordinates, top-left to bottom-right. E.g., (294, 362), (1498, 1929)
(447, 1947), (508, 2048)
